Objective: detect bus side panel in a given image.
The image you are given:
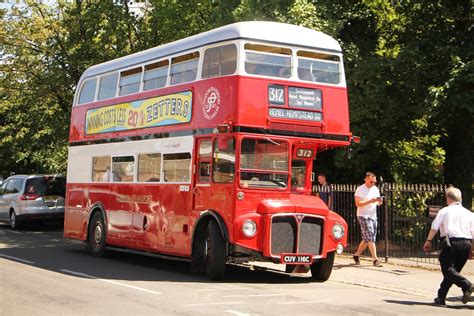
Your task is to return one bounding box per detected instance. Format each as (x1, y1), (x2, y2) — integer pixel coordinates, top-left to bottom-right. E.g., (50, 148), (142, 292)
(64, 183), (88, 240)
(149, 184), (193, 256)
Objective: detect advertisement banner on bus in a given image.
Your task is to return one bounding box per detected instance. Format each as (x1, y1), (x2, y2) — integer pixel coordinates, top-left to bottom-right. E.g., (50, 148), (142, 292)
(85, 91), (192, 134)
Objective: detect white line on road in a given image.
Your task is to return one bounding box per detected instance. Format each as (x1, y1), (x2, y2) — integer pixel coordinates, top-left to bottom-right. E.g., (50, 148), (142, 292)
(0, 254), (35, 264)
(278, 299), (332, 305)
(224, 293), (287, 298)
(196, 286), (248, 291)
(225, 310), (252, 316)
(183, 301), (245, 307)
(60, 269), (162, 295)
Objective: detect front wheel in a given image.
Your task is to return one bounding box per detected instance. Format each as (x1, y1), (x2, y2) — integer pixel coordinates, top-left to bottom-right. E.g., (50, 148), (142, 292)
(88, 212), (107, 257)
(310, 251), (335, 281)
(205, 220), (226, 280)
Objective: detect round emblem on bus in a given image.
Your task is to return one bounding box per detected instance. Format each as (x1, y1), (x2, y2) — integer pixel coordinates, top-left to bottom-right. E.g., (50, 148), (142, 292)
(202, 87), (220, 120)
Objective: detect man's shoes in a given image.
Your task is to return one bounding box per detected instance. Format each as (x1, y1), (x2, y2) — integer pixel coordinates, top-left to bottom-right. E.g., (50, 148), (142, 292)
(353, 255), (360, 265)
(433, 297), (446, 306)
(461, 286), (472, 304)
(373, 259), (383, 267)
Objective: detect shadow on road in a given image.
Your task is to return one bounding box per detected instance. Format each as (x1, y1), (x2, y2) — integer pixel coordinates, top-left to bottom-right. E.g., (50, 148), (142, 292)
(0, 223), (315, 285)
(384, 299), (474, 310)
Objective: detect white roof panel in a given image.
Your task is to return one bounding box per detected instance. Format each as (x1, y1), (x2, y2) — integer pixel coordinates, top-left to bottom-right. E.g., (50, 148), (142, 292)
(80, 21), (341, 81)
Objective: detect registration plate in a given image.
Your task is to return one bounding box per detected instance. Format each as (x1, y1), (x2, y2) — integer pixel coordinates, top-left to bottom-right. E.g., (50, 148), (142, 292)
(280, 253), (313, 265)
(43, 196), (58, 206)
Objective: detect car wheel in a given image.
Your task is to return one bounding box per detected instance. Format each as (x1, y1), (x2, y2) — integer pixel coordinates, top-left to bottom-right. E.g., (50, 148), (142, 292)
(10, 210), (20, 230)
(205, 220), (226, 280)
(88, 212), (107, 257)
(310, 251), (335, 281)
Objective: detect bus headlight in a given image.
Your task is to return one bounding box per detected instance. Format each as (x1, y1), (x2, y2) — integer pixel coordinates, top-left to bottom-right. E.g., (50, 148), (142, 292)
(242, 219), (257, 238)
(332, 223), (344, 239)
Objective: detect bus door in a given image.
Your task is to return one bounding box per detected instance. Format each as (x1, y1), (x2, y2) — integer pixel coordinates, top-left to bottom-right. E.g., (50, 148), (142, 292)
(193, 136), (235, 225)
(193, 138), (213, 211)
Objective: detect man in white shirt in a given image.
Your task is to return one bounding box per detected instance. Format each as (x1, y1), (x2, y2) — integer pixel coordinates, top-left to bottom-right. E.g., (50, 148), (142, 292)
(423, 187), (474, 306)
(353, 172), (383, 267)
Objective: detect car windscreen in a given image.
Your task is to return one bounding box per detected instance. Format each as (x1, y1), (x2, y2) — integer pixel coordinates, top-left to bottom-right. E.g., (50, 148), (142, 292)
(25, 177), (66, 197)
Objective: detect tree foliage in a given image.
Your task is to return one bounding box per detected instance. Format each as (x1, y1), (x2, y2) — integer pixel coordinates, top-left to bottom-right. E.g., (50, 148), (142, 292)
(0, 0), (471, 206)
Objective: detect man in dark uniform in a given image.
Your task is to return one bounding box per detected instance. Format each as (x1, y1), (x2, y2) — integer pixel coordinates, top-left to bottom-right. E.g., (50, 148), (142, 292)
(423, 187), (474, 305)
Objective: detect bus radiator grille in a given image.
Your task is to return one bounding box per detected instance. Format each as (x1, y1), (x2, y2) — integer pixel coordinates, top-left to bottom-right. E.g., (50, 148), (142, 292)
(271, 216), (297, 255)
(270, 215), (323, 256)
(298, 217), (323, 254)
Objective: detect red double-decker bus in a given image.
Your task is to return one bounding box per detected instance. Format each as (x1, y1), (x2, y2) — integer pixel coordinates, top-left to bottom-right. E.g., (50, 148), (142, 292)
(65, 21), (353, 281)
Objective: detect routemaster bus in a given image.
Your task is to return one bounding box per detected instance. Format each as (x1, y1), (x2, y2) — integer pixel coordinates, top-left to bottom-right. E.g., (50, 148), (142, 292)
(65, 21), (354, 281)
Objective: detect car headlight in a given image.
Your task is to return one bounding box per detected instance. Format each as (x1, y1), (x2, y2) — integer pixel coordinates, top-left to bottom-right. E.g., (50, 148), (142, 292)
(332, 223), (344, 239)
(242, 219), (257, 238)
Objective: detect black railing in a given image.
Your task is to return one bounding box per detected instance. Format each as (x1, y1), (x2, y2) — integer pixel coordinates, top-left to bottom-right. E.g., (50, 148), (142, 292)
(314, 183), (448, 264)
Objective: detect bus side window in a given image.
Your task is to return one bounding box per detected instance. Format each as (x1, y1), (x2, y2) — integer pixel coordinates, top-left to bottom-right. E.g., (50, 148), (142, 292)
(78, 78), (97, 105)
(198, 140), (212, 182)
(163, 153), (192, 182)
(92, 156), (111, 182)
(143, 60), (169, 91)
(212, 137), (235, 183)
(98, 73), (118, 100)
(202, 44), (237, 79)
(112, 156), (135, 182)
(119, 67), (142, 96)
(170, 52), (199, 85)
(138, 153), (161, 182)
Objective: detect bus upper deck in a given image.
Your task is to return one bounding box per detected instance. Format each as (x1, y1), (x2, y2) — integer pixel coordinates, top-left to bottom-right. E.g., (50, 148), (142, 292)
(70, 21), (351, 148)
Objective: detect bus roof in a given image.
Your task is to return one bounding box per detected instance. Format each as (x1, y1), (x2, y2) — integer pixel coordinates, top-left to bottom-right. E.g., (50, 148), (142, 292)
(81, 21), (342, 80)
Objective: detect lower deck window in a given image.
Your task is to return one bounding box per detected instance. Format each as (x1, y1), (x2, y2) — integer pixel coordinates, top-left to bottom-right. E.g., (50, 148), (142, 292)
(92, 156), (111, 182)
(163, 153), (191, 182)
(138, 153), (161, 182)
(112, 156), (135, 182)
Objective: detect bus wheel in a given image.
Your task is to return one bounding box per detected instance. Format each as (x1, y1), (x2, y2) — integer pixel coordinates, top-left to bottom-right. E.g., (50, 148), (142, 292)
(88, 212), (107, 257)
(310, 251), (335, 281)
(205, 220), (226, 280)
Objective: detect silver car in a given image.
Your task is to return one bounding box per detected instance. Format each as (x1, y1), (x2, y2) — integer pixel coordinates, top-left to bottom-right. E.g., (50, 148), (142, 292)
(0, 175), (66, 229)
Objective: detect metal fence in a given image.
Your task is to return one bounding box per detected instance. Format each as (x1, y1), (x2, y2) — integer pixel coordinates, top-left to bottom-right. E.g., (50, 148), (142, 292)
(314, 183), (448, 264)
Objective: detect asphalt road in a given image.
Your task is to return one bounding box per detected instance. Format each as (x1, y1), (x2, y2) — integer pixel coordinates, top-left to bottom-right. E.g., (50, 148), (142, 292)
(1, 222), (473, 316)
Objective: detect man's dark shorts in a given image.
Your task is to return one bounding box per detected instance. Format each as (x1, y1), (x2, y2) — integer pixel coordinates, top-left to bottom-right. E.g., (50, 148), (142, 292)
(357, 216), (377, 243)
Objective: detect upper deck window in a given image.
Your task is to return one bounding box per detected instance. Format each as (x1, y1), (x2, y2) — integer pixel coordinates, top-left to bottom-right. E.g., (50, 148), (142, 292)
(170, 52), (199, 85)
(119, 67), (142, 96)
(98, 73), (118, 100)
(143, 60), (169, 91)
(78, 78), (97, 105)
(244, 43), (291, 78)
(297, 51), (340, 84)
(202, 44), (237, 79)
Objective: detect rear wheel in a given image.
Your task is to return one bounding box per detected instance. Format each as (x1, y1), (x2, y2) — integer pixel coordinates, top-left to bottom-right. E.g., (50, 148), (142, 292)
(10, 210), (20, 230)
(310, 251), (335, 281)
(88, 212), (107, 257)
(205, 220), (226, 280)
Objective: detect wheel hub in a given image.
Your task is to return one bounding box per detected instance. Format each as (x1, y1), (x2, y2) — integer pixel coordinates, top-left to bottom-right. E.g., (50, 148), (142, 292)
(94, 225), (102, 244)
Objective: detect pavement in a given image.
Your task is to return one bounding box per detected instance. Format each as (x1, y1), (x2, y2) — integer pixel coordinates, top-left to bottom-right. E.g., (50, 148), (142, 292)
(247, 254), (474, 307)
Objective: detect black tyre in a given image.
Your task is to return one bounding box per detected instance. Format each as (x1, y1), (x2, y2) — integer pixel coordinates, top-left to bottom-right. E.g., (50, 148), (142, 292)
(10, 210), (20, 230)
(310, 251), (335, 281)
(205, 220), (226, 280)
(88, 212), (107, 257)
